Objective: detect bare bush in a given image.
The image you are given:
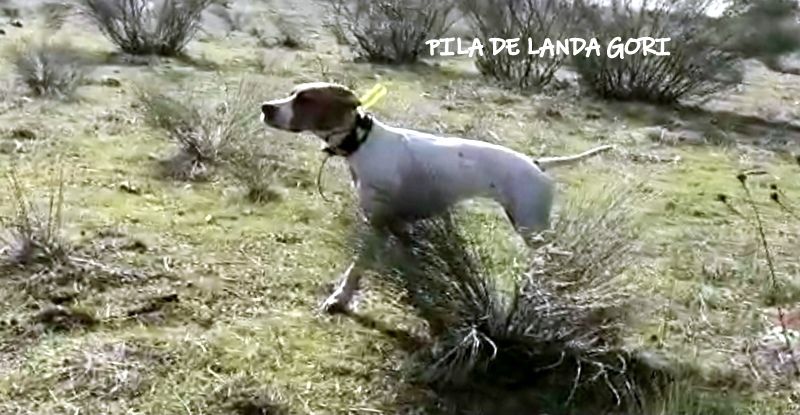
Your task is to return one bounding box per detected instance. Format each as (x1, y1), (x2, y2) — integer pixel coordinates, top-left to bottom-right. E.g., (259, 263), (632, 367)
(40, 1), (77, 30)
(459, 0), (580, 90)
(217, 80), (282, 203)
(137, 88), (218, 180)
(572, 0), (742, 104)
(721, 0), (800, 72)
(251, 14), (310, 50)
(79, 0), (213, 56)
(352, 183), (672, 412)
(137, 79), (283, 201)
(9, 38), (86, 98)
(273, 14), (309, 50)
(327, 0), (456, 64)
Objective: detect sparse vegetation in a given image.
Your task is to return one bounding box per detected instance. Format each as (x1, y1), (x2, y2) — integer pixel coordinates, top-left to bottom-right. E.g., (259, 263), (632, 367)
(352, 184), (678, 413)
(1, 168), (69, 269)
(327, 0), (456, 63)
(252, 14), (310, 50)
(0, 167), (153, 301)
(57, 341), (169, 399)
(208, 377), (293, 415)
(137, 87), (220, 180)
(722, 0), (800, 72)
(8, 38), (86, 98)
(460, 0), (580, 90)
(41, 1), (76, 30)
(273, 14), (309, 50)
(137, 78), (284, 201)
(221, 97), (283, 204)
(2, 0), (800, 413)
(79, 0), (213, 56)
(572, 0), (743, 103)
(717, 170), (800, 380)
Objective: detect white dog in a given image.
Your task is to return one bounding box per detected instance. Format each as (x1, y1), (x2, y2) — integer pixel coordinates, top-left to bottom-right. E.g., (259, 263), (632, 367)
(261, 82), (612, 313)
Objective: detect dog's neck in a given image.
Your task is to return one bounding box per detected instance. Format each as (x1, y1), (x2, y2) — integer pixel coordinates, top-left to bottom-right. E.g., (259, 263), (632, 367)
(317, 111), (374, 157)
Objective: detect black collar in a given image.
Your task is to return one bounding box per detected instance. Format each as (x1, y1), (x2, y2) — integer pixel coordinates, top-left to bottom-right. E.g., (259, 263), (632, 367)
(322, 113), (373, 157)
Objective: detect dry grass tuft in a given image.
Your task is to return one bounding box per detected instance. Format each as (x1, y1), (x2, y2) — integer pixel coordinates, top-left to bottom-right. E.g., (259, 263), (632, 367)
(351, 182), (676, 413)
(136, 85), (239, 181)
(1, 168), (70, 269)
(137, 78), (285, 201)
(207, 376), (293, 415)
(136, 88), (217, 180)
(57, 341), (171, 399)
(1, 168), (154, 304)
(8, 37), (87, 99)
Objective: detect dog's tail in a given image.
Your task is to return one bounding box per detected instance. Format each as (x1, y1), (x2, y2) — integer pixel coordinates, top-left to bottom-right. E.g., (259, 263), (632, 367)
(535, 144), (613, 169)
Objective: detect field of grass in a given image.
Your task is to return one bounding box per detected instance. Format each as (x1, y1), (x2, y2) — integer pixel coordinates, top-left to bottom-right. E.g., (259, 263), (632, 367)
(1, 1), (800, 414)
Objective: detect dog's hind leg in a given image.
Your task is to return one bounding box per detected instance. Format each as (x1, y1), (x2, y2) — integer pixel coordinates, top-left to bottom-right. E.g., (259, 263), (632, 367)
(508, 175), (555, 247)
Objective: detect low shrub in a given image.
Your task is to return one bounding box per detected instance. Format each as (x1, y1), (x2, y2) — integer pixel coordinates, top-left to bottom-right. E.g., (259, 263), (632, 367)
(352, 183), (677, 413)
(572, 0), (742, 103)
(80, 0), (213, 56)
(137, 78), (283, 201)
(721, 0), (800, 72)
(326, 0), (455, 64)
(459, 0), (580, 90)
(9, 38), (87, 98)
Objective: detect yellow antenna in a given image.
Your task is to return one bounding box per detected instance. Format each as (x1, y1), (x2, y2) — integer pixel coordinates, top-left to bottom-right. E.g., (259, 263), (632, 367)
(358, 83), (388, 110)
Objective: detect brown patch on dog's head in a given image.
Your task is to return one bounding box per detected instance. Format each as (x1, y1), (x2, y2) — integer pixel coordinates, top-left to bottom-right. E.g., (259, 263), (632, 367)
(289, 83), (360, 131)
(261, 82), (361, 133)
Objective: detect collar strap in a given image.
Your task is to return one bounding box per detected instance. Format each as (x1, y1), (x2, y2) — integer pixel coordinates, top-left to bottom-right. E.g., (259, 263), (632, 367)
(322, 113), (374, 157)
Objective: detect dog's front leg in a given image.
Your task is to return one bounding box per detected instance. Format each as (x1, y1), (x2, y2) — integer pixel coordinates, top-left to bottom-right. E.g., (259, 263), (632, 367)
(320, 259), (363, 314)
(320, 188), (396, 314)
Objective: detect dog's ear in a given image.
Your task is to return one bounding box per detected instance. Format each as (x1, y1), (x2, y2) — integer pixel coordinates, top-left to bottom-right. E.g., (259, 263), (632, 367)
(327, 86), (361, 109)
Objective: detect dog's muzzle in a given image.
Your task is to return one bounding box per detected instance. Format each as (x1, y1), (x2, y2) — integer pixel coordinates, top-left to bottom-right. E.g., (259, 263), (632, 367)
(261, 103), (278, 121)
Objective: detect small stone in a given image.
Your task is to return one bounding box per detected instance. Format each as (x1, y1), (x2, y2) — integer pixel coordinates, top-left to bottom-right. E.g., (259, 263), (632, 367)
(0, 29), (6, 35)
(642, 126), (666, 142)
(672, 129), (705, 145)
(100, 77), (122, 87)
(544, 107), (562, 118)
(10, 19), (22, 28)
(118, 181), (141, 195)
(9, 127), (37, 140)
(0, 140), (22, 154)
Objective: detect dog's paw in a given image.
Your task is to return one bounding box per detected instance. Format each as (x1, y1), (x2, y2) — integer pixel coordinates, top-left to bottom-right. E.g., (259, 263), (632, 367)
(319, 292), (350, 315)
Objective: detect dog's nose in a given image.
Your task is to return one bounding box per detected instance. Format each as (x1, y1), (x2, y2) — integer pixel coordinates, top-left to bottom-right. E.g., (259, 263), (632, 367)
(261, 103), (277, 119)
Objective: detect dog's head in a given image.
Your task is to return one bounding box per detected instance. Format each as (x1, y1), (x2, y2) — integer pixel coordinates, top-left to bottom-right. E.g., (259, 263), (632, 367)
(261, 82), (361, 134)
